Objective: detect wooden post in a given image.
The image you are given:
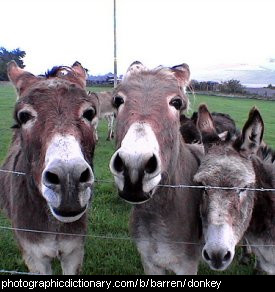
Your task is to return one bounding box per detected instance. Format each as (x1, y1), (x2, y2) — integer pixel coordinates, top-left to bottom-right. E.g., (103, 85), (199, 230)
(114, 0), (117, 88)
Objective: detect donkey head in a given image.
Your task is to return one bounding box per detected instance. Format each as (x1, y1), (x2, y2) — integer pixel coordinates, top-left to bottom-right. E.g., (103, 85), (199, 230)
(8, 61), (98, 223)
(194, 104), (264, 270)
(109, 62), (190, 203)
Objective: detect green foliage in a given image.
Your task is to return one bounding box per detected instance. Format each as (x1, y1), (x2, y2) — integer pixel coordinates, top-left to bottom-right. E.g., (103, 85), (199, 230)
(220, 79), (244, 94)
(0, 47), (26, 81)
(0, 85), (274, 274)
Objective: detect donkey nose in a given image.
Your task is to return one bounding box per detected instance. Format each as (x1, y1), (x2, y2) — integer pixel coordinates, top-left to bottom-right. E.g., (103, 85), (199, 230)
(111, 152), (160, 178)
(202, 247), (232, 270)
(43, 159), (94, 188)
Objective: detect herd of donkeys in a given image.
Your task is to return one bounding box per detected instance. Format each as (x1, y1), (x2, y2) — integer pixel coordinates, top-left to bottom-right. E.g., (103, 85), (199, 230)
(0, 60), (274, 275)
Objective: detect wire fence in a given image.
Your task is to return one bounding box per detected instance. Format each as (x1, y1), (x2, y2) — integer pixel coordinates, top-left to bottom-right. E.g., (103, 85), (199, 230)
(1, 168), (275, 192)
(1, 68), (275, 275)
(1, 161), (275, 275)
(0, 168), (275, 245)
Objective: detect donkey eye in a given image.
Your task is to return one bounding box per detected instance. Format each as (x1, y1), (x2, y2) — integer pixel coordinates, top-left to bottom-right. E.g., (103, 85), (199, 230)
(17, 111), (33, 124)
(83, 108), (96, 121)
(113, 95), (124, 109)
(169, 98), (183, 110)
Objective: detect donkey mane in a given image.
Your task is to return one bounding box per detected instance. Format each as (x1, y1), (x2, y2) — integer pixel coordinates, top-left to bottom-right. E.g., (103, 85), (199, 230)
(257, 145), (275, 164)
(45, 66), (64, 77)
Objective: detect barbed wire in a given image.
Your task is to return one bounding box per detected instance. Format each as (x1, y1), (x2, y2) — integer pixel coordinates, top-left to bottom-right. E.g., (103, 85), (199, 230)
(1, 168), (275, 192)
(0, 169), (26, 176)
(0, 269), (39, 275)
(0, 164), (275, 276)
(0, 168), (275, 276)
(1, 225), (275, 248)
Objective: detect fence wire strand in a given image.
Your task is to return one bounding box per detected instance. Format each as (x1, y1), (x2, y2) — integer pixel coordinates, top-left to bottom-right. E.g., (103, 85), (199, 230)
(1, 225), (275, 247)
(1, 165), (275, 276)
(0, 269), (39, 275)
(1, 168), (275, 192)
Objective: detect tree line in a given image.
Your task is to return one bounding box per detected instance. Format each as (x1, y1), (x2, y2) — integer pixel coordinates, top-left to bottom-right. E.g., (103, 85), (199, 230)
(190, 79), (244, 94)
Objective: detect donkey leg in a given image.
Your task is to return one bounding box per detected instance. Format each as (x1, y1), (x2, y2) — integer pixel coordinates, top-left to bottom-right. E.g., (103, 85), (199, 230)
(22, 250), (52, 275)
(172, 260), (199, 275)
(110, 114), (115, 139)
(19, 238), (54, 274)
(93, 117), (99, 141)
(106, 115), (112, 141)
(141, 257), (166, 275)
(239, 237), (253, 265)
(106, 114), (115, 141)
(60, 243), (84, 275)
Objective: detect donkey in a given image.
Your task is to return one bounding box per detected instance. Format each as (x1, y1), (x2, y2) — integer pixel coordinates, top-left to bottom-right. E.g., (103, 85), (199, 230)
(194, 104), (275, 274)
(0, 61), (98, 274)
(90, 90), (115, 141)
(180, 111), (238, 144)
(109, 62), (203, 274)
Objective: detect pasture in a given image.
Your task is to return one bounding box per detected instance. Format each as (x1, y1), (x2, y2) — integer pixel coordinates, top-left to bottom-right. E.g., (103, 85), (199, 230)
(0, 84), (274, 274)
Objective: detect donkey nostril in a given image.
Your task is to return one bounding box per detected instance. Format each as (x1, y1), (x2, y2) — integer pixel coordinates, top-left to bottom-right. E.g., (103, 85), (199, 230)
(79, 168), (91, 183)
(144, 154), (158, 174)
(44, 171), (60, 185)
(113, 153), (124, 172)
(223, 251), (231, 262)
(203, 249), (211, 261)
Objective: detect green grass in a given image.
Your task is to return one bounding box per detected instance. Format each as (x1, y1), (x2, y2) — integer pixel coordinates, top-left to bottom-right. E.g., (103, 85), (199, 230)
(0, 85), (274, 275)
(188, 94), (275, 147)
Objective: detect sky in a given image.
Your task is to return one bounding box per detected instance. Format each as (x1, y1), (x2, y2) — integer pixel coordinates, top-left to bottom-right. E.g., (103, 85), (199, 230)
(1, 0), (275, 78)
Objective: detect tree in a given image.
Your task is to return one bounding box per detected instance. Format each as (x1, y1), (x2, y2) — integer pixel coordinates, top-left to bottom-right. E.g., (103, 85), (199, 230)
(220, 79), (244, 94)
(0, 46), (26, 81)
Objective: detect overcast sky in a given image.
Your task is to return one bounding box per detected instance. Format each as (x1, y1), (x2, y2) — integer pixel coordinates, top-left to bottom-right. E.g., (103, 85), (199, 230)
(1, 0), (275, 77)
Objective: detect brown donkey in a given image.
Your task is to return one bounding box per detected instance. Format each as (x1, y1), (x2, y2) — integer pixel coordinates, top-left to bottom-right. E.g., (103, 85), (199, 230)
(0, 61), (98, 274)
(90, 90), (115, 141)
(109, 62), (203, 274)
(194, 105), (275, 274)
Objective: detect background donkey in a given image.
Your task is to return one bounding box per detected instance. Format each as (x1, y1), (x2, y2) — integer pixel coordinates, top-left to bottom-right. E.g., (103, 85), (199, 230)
(194, 104), (275, 274)
(109, 62), (203, 274)
(0, 61), (98, 274)
(90, 90), (115, 141)
(180, 111), (238, 144)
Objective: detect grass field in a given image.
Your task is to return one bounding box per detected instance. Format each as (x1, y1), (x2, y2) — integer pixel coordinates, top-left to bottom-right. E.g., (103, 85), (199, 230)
(0, 85), (274, 275)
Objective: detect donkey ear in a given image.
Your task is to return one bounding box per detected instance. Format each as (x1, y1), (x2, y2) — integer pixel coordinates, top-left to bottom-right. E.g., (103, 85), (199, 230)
(170, 63), (190, 87)
(7, 61), (39, 97)
(237, 107), (264, 157)
(71, 61), (87, 88)
(197, 104), (220, 146)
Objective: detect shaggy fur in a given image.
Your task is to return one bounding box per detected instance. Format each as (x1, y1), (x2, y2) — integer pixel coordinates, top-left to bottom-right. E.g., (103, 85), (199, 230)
(1, 61), (98, 274)
(111, 64), (203, 274)
(195, 105), (275, 274)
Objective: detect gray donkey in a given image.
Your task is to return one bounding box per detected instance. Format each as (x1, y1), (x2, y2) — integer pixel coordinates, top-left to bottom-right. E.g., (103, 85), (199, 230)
(194, 104), (275, 274)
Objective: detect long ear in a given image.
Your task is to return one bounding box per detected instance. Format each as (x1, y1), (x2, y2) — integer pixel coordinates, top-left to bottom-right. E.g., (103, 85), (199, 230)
(197, 104), (220, 147)
(71, 61), (87, 88)
(236, 107), (264, 157)
(7, 61), (39, 97)
(170, 63), (190, 87)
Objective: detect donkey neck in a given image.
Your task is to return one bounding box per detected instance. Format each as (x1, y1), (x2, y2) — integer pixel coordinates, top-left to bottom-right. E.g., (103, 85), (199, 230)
(247, 158), (275, 237)
(164, 140), (202, 186)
